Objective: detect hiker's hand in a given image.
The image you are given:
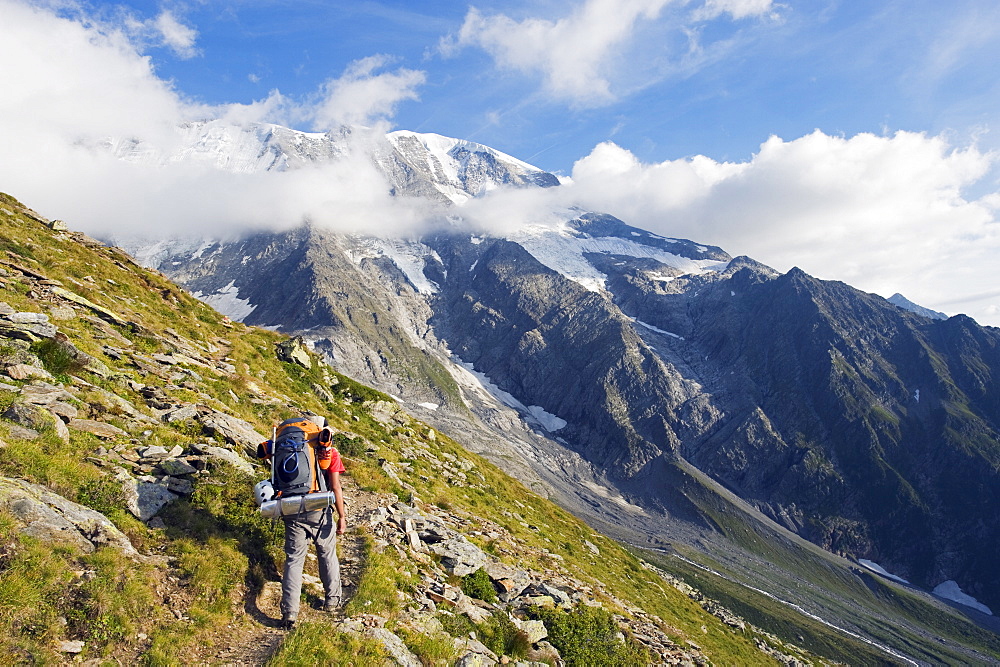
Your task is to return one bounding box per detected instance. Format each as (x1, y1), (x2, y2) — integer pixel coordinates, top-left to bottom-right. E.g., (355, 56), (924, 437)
(337, 515), (347, 535)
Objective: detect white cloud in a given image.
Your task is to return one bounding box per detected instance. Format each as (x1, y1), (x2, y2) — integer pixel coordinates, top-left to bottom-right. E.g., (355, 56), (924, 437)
(441, 0), (778, 106)
(0, 1), (432, 240)
(694, 0), (779, 21)
(562, 131), (1000, 324)
(308, 55), (426, 131)
(153, 10), (199, 59)
(443, 1), (670, 105)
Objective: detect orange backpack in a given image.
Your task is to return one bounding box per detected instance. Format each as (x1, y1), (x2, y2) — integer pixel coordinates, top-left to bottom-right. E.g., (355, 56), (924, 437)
(270, 417), (329, 496)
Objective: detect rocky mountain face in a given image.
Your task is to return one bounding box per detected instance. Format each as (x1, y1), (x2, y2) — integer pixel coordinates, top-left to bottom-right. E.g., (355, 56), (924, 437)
(110, 122), (1000, 617)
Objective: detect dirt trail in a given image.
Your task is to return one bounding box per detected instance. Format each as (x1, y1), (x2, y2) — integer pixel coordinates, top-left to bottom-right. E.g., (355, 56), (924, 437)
(206, 475), (384, 666)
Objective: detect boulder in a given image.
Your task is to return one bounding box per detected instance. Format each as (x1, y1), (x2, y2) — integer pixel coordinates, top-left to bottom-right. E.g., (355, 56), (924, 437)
(427, 537), (489, 576)
(483, 561), (532, 602)
(68, 419), (127, 439)
(115, 472), (178, 521)
(19, 382), (75, 407)
(191, 443), (257, 477)
(158, 459), (198, 476)
(275, 337), (312, 368)
(512, 617), (548, 644)
(0, 476), (136, 555)
(3, 401), (58, 431)
(199, 410), (267, 457)
(4, 363), (53, 380)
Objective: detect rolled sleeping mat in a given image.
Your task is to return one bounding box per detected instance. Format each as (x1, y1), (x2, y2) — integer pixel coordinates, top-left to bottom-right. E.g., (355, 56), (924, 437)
(259, 491), (337, 519)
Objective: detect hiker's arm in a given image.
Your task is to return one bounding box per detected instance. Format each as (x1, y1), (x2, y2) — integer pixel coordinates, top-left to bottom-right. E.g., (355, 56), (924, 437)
(330, 470), (346, 534)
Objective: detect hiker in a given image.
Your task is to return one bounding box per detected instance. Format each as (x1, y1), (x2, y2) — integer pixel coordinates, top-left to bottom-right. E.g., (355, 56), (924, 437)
(256, 415), (347, 628)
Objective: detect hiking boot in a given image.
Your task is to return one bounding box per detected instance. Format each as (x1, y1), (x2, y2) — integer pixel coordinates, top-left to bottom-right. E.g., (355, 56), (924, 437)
(280, 616), (296, 629)
(323, 596), (341, 612)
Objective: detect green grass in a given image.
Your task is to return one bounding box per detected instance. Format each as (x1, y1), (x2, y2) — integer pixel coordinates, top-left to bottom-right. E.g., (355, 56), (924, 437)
(343, 528), (418, 616)
(267, 621), (389, 666)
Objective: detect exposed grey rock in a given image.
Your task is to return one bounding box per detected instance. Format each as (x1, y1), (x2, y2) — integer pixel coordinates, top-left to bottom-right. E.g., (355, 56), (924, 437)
(116, 472), (178, 521)
(4, 363), (53, 380)
(138, 445), (170, 459)
(427, 536), (489, 576)
(164, 477), (194, 495)
(6, 311), (50, 325)
(68, 419), (127, 439)
(0, 476), (136, 555)
(56, 640), (85, 654)
(511, 617), (547, 643)
(89, 386), (155, 422)
(453, 593), (494, 624)
(47, 305), (76, 320)
(3, 401), (58, 431)
(483, 561), (532, 602)
(158, 458), (198, 476)
(198, 410), (267, 457)
(453, 637), (499, 667)
(275, 336), (312, 368)
(367, 626), (421, 667)
(6, 424), (40, 440)
(48, 285), (128, 326)
(161, 404), (200, 423)
(47, 401), (78, 421)
(191, 444), (257, 477)
(20, 381), (76, 408)
(0, 320), (58, 340)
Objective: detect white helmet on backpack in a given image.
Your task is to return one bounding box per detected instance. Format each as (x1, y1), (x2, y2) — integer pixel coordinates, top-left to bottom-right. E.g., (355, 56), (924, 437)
(254, 479), (276, 506)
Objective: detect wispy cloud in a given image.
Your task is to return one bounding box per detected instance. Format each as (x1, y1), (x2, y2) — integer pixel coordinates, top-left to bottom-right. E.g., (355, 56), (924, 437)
(308, 55), (426, 130)
(440, 0), (778, 107)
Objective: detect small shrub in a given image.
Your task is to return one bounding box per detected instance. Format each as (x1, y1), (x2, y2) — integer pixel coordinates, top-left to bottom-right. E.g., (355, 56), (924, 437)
(76, 476), (128, 518)
(460, 568), (497, 603)
(332, 432), (365, 458)
(530, 602), (651, 666)
(437, 611), (476, 638)
(477, 611), (531, 660)
(30, 339), (83, 380)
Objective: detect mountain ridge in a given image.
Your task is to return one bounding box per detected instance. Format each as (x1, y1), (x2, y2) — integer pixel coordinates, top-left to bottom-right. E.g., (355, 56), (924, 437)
(86, 119), (1000, 648)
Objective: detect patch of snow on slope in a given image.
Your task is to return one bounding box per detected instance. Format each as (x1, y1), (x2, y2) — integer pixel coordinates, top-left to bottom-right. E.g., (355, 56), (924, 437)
(507, 219), (729, 292)
(452, 361), (566, 432)
(858, 559), (910, 584)
(933, 580), (993, 615)
(192, 281), (256, 321)
(526, 405), (567, 431)
(633, 319), (685, 340)
(190, 240), (215, 260)
(346, 238), (440, 294)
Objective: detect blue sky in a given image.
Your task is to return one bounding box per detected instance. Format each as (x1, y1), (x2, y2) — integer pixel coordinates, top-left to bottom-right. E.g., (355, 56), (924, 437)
(2, 0), (1000, 324)
(89, 0), (1000, 173)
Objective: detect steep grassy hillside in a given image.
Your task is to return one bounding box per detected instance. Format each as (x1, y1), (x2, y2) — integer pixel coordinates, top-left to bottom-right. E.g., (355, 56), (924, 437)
(0, 193), (816, 664)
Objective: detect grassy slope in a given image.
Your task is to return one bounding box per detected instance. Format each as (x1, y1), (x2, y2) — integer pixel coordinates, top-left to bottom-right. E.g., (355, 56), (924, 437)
(657, 461), (1000, 665)
(0, 193), (796, 663)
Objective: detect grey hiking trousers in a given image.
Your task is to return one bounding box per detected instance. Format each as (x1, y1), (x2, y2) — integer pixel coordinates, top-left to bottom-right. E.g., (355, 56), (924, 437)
(280, 506), (341, 620)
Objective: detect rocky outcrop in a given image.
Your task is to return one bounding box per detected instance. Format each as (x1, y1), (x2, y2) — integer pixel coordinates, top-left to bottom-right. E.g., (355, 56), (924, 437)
(0, 476), (136, 555)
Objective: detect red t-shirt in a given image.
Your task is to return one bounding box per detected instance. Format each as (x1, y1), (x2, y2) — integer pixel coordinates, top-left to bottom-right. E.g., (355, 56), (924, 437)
(320, 447), (346, 474)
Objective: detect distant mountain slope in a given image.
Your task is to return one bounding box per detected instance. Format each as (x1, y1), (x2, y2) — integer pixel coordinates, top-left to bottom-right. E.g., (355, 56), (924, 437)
(103, 121), (1000, 622)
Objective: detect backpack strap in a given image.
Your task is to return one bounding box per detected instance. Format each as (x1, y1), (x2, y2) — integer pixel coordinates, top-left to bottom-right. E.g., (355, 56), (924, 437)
(269, 425), (277, 485)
